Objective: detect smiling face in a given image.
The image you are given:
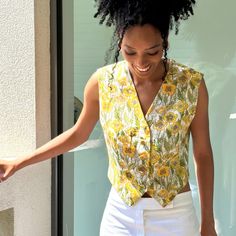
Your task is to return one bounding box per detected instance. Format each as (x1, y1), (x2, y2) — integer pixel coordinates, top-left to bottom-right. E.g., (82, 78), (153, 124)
(120, 24), (166, 82)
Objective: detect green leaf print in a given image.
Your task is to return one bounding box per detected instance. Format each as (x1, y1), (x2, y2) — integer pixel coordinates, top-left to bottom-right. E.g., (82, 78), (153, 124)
(127, 104), (131, 112)
(120, 130), (125, 136)
(166, 128), (172, 139)
(190, 81), (195, 90)
(154, 177), (161, 185)
(124, 113), (129, 123)
(178, 176), (183, 186)
(147, 120), (153, 127)
(175, 134), (180, 144)
(177, 89), (184, 100)
(114, 109), (120, 119)
(180, 159), (186, 166)
(187, 90), (194, 103)
(163, 96), (167, 104)
(164, 139), (171, 151)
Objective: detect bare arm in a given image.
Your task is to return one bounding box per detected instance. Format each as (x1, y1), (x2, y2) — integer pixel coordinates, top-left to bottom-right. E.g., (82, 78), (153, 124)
(190, 78), (217, 236)
(0, 72), (100, 180)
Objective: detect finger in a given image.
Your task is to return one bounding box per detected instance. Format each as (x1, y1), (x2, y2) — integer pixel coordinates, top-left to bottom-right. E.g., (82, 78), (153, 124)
(0, 170), (4, 179)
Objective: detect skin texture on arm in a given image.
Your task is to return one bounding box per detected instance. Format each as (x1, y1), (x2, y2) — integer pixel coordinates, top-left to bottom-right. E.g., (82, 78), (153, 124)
(0, 72), (99, 181)
(190, 78), (217, 236)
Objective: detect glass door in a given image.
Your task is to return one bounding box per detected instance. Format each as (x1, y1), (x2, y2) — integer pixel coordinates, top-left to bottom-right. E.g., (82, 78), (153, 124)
(168, 0), (236, 235)
(61, 0), (236, 235)
(62, 0), (113, 235)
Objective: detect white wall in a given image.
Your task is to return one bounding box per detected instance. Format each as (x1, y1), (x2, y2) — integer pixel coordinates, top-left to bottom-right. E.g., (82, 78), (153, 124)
(0, 0), (51, 235)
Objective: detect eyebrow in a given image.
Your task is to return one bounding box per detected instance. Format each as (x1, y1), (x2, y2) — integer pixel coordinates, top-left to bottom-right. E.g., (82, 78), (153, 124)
(124, 44), (161, 50)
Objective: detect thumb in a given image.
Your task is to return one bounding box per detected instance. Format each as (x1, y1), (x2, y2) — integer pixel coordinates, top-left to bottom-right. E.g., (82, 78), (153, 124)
(2, 167), (13, 180)
(0, 166), (11, 181)
(0, 172), (6, 183)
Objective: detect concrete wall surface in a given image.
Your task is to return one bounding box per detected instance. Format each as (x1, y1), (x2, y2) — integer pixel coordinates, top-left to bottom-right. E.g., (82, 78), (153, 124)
(0, 0), (51, 235)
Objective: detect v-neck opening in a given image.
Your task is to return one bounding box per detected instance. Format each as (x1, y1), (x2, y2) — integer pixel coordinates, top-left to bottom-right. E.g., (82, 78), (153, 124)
(125, 59), (173, 119)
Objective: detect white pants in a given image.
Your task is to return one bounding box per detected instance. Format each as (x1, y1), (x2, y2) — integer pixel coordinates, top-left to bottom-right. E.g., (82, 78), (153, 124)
(100, 187), (200, 236)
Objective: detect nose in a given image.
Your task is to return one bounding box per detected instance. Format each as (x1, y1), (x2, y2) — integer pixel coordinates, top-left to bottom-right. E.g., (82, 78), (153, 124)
(135, 57), (149, 68)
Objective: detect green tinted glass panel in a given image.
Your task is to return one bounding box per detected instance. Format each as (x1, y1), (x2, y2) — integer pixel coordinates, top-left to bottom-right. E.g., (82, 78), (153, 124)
(62, 0), (236, 235)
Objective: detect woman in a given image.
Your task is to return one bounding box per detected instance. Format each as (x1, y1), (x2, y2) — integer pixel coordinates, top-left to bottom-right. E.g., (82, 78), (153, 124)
(0, 0), (217, 235)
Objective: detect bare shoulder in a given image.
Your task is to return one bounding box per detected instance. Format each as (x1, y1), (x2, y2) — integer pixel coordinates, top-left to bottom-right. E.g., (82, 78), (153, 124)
(190, 76), (212, 160)
(191, 76), (209, 128)
(73, 70), (100, 140)
(194, 76), (209, 117)
(199, 76), (208, 100)
(84, 70), (99, 103)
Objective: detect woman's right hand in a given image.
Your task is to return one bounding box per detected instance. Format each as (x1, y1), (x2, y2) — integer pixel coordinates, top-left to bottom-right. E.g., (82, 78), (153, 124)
(0, 159), (18, 183)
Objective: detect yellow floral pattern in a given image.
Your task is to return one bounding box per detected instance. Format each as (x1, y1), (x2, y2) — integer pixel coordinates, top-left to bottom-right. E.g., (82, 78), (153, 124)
(97, 59), (203, 207)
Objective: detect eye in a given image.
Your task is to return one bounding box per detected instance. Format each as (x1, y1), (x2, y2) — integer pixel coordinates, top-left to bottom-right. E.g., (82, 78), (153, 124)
(124, 51), (136, 56)
(147, 51), (159, 56)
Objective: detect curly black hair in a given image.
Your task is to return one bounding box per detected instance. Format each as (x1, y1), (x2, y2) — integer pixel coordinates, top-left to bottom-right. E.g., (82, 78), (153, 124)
(94, 0), (196, 66)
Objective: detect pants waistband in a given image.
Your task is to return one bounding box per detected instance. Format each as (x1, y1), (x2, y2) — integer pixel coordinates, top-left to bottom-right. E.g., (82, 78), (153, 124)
(109, 187), (194, 210)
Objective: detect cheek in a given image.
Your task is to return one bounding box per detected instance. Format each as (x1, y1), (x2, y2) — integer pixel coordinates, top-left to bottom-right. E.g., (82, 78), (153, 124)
(150, 53), (164, 63)
(120, 50), (130, 60)
(121, 54), (134, 64)
(153, 57), (163, 64)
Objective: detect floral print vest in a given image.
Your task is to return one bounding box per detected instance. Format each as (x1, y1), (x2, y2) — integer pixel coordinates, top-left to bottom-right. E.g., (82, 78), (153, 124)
(97, 59), (203, 207)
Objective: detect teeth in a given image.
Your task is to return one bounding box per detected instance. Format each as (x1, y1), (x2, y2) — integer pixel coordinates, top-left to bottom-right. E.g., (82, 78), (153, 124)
(135, 65), (151, 72)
